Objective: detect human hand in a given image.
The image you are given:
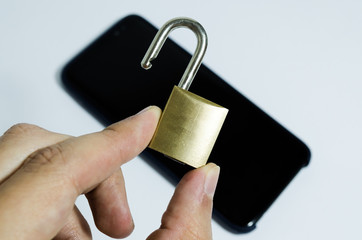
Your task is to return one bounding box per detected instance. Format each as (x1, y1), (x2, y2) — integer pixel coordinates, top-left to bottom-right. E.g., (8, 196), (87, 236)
(0, 106), (220, 240)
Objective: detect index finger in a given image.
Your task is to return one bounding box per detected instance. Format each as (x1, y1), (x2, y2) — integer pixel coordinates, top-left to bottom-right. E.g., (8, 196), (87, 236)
(26, 106), (161, 194)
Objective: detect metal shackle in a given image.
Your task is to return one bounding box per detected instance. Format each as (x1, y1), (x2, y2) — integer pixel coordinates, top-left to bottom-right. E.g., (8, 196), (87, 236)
(141, 17), (208, 91)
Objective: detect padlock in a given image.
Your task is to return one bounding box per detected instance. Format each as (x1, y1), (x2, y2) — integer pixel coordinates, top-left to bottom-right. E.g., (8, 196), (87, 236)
(141, 17), (228, 168)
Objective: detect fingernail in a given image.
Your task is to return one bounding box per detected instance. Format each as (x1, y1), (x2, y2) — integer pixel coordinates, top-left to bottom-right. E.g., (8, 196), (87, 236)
(136, 105), (162, 117)
(136, 106), (153, 115)
(203, 163), (220, 199)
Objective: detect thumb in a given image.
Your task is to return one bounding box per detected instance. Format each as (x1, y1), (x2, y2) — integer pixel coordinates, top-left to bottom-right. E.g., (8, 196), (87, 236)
(147, 163), (220, 240)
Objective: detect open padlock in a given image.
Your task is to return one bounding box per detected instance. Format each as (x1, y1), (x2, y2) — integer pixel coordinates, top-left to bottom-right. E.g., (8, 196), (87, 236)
(141, 17), (228, 168)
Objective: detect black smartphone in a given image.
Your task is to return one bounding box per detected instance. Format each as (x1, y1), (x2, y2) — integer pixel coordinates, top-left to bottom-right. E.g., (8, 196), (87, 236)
(61, 15), (311, 233)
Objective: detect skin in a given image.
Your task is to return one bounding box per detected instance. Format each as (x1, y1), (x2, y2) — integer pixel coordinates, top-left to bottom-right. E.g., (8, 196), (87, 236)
(0, 106), (220, 240)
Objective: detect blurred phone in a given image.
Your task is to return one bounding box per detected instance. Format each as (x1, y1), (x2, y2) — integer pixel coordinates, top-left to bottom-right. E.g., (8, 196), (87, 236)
(61, 15), (310, 233)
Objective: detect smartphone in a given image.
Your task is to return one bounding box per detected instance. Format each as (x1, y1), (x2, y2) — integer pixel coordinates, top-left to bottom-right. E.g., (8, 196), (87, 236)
(61, 15), (311, 233)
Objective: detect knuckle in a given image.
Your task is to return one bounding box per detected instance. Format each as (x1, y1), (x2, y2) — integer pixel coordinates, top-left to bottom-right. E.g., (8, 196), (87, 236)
(177, 223), (204, 240)
(3, 123), (42, 136)
(22, 143), (81, 196)
(102, 127), (120, 143)
(101, 128), (128, 158)
(160, 211), (204, 240)
(23, 143), (67, 173)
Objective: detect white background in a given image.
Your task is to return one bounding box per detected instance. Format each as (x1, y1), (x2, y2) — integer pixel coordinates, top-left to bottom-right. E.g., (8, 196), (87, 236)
(1, 1), (361, 239)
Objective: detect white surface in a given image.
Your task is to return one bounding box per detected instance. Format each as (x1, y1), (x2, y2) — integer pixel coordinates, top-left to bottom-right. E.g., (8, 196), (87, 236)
(1, 1), (361, 239)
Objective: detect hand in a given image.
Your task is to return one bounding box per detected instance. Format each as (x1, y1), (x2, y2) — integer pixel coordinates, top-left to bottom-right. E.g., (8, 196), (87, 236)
(0, 106), (220, 240)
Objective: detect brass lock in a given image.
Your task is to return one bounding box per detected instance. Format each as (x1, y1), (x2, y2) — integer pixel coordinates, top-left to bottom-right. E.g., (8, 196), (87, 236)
(141, 17), (228, 168)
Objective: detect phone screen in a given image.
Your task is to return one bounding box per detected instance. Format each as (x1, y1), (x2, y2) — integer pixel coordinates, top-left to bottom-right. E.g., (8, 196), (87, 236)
(61, 15), (310, 233)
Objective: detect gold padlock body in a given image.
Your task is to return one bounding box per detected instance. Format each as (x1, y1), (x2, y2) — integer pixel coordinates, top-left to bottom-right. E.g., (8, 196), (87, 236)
(149, 86), (228, 168)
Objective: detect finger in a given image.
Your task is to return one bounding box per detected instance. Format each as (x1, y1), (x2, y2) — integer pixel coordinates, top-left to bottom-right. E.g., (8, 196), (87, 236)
(86, 168), (134, 239)
(0, 106), (161, 240)
(53, 205), (92, 240)
(147, 163), (220, 240)
(0, 123), (71, 183)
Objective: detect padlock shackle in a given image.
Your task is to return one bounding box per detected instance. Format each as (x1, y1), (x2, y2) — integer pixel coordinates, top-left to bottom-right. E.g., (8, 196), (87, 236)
(141, 17), (208, 91)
